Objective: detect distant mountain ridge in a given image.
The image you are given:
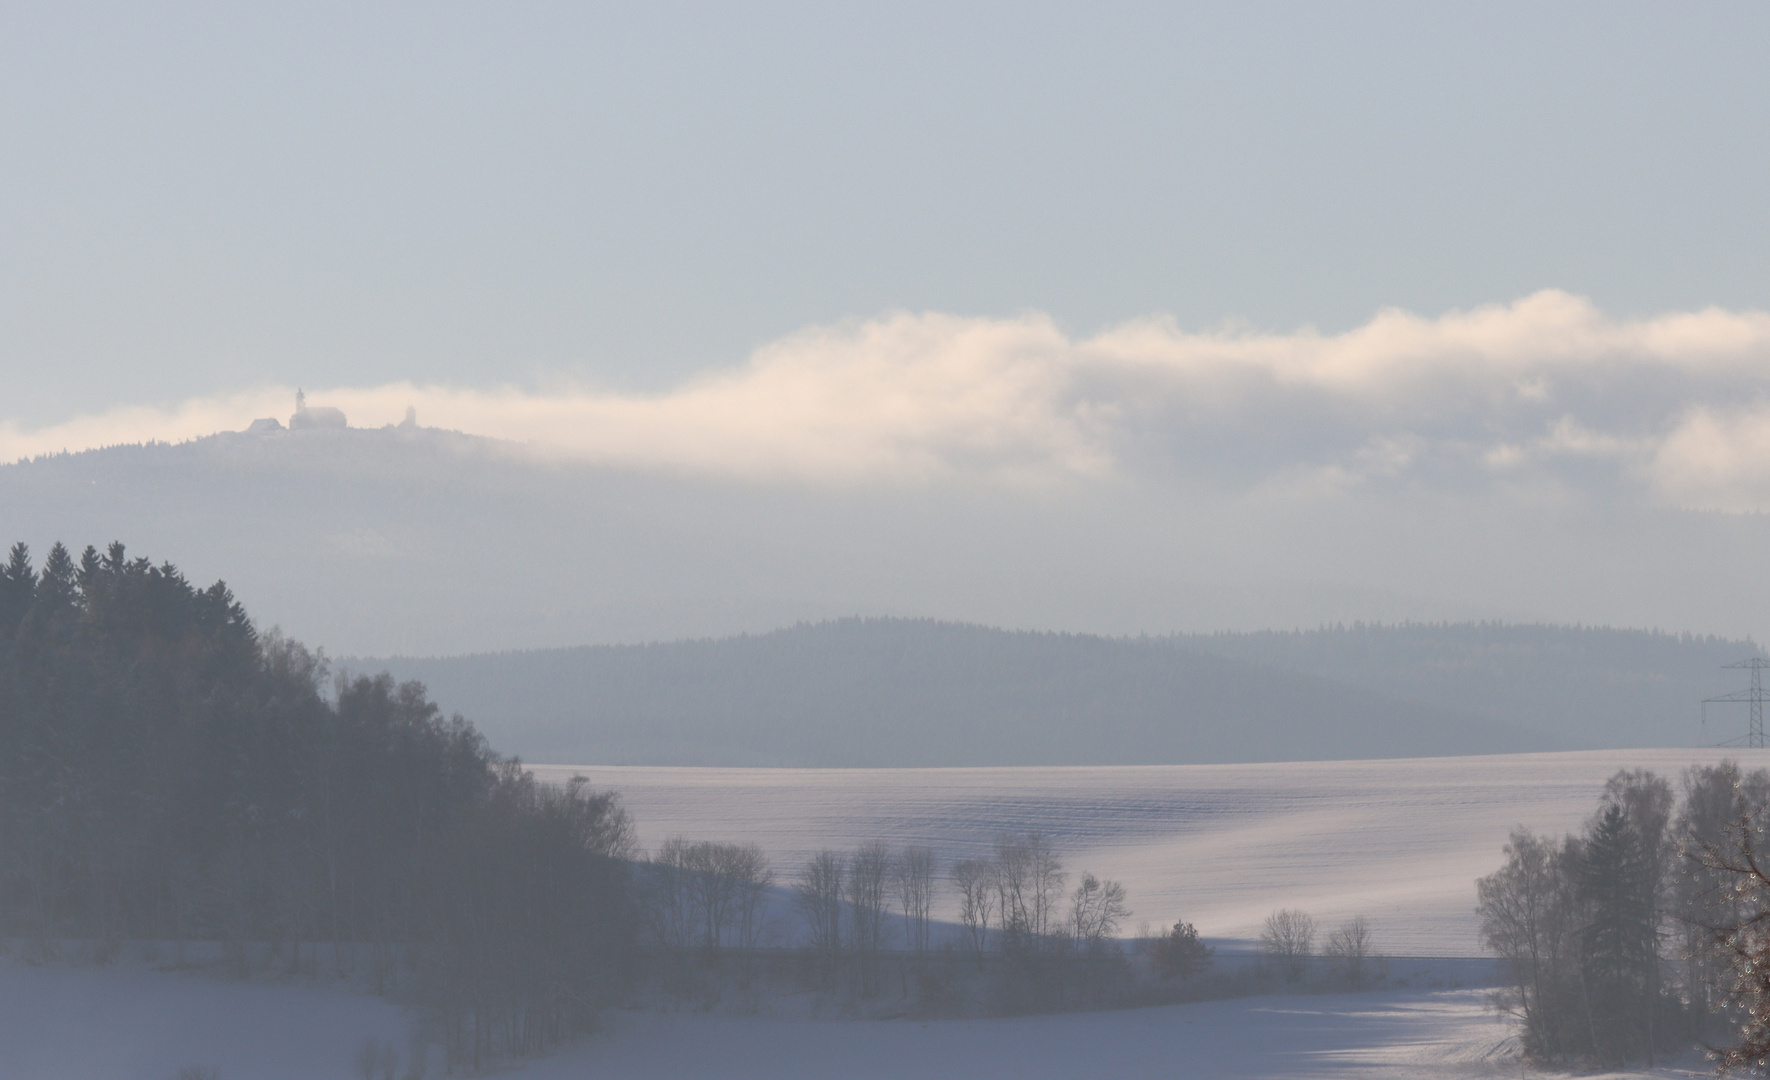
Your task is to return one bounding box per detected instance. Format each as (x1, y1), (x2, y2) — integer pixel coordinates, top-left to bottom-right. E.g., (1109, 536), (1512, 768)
(11, 430), (1770, 663)
(357, 619), (1760, 768)
(9, 434), (1765, 766)
(357, 618), (1569, 767)
(1171, 622), (1758, 750)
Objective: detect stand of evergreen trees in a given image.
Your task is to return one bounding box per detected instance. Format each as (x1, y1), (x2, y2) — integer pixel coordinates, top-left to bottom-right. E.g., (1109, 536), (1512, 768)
(0, 542), (635, 1073)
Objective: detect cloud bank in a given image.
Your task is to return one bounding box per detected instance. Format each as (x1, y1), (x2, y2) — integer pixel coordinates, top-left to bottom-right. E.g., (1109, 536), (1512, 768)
(10, 290), (1770, 509)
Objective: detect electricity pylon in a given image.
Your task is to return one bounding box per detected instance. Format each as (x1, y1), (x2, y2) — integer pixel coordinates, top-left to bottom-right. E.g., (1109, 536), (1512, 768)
(1705, 657), (1770, 749)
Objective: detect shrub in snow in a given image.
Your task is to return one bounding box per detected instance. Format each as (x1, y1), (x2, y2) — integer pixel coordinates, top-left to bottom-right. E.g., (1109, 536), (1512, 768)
(1151, 920), (1213, 981)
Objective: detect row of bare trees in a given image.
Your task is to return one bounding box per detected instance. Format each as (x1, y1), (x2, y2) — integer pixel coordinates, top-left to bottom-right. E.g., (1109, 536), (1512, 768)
(635, 830), (1134, 973)
(645, 839), (773, 954)
(786, 842), (944, 991)
(1255, 909), (1380, 988)
(949, 832), (1129, 960)
(784, 833), (1138, 1006)
(628, 829), (1234, 1016)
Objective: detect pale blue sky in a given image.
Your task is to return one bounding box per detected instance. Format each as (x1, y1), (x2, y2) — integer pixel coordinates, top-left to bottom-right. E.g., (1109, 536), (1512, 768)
(4, 2), (1768, 427)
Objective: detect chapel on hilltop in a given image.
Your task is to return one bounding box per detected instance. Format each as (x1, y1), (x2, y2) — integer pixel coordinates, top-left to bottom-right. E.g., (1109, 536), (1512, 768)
(288, 388), (347, 430)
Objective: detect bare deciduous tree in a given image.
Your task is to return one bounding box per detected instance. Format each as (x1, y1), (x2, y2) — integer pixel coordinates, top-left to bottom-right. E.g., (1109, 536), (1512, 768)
(1259, 908), (1315, 983)
(994, 832), (1064, 948)
(645, 837), (696, 952)
(952, 857), (995, 964)
(724, 842), (774, 951)
(1324, 915), (1378, 989)
(1068, 873), (1130, 953)
(893, 845), (937, 955)
(682, 841), (738, 953)
(1477, 828), (1581, 1058)
(847, 842), (892, 991)
(648, 838), (773, 954)
(794, 850), (845, 981)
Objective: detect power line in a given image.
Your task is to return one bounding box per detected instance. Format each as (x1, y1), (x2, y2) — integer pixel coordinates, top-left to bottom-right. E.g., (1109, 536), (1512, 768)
(1705, 657), (1770, 749)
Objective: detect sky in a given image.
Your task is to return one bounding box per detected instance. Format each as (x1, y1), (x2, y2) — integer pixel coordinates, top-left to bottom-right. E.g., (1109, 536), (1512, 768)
(6, 3), (1770, 650)
(5, 2), (1769, 421)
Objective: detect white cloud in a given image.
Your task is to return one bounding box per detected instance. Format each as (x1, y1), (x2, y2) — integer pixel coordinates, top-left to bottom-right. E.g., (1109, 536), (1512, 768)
(9, 290), (1770, 507)
(0, 389), (298, 464)
(1647, 405), (1770, 512)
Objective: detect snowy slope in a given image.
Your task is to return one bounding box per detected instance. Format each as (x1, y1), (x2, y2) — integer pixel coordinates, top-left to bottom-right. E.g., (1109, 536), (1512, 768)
(532, 748), (1770, 956)
(1, 958), (410, 1080)
(529, 989), (1677, 1080)
(3, 958), (1699, 1080)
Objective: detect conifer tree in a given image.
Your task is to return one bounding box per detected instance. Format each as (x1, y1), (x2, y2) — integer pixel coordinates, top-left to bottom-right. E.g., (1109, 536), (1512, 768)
(0, 542), (34, 629)
(1578, 804), (1657, 1064)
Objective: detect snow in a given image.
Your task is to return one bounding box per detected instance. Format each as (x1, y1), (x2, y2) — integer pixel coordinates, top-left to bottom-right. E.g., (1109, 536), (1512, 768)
(531, 748), (1770, 956)
(0, 955), (410, 1080)
(6, 748), (1757, 1079)
(0, 956), (1703, 1080)
(530, 990), (1703, 1080)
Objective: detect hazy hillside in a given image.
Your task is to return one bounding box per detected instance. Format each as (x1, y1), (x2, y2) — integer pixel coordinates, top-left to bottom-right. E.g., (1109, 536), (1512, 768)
(361, 619), (1760, 767)
(1175, 623), (1759, 749)
(8, 433), (1760, 764)
(362, 619), (1555, 766)
(1, 427), (950, 656)
(12, 429), (1770, 659)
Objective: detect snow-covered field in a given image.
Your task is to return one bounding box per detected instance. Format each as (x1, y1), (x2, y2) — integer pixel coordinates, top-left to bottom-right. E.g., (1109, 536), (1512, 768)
(532, 748), (1770, 956)
(8, 749), (1755, 1079)
(1, 957), (1705, 1080)
(527, 989), (1701, 1080)
(1, 957), (410, 1080)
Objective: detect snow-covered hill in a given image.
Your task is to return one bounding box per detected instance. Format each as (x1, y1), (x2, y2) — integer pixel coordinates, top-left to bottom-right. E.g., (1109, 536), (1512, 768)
(532, 748), (1770, 956)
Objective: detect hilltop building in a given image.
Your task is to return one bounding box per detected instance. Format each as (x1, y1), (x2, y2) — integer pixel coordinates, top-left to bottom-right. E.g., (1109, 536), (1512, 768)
(289, 389), (347, 430)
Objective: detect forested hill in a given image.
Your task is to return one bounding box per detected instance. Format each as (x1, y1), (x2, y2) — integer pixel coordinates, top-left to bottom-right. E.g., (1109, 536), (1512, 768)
(363, 620), (1756, 768)
(360, 619), (1563, 767)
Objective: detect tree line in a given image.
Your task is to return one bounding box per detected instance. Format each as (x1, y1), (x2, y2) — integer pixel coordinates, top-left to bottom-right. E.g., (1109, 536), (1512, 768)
(1478, 762), (1770, 1071)
(1, 540), (1222, 1065)
(0, 542), (634, 1073)
(629, 826), (1398, 1021)
(792, 834), (1135, 1003)
(630, 829), (1176, 1013)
